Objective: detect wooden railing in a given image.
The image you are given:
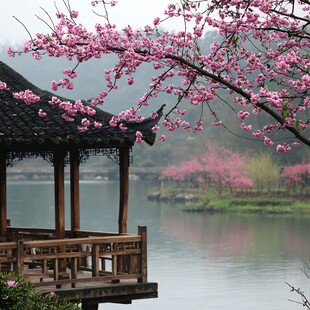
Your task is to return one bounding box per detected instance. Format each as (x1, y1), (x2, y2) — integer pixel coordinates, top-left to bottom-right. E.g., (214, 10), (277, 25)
(0, 226), (147, 289)
(7, 227), (122, 240)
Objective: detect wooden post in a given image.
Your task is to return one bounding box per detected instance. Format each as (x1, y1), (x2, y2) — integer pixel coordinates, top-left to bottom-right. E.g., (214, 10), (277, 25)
(92, 244), (100, 277)
(138, 226), (147, 283)
(16, 240), (24, 274)
(54, 150), (66, 240)
(0, 150), (7, 240)
(54, 150), (66, 279)
(70, 149), (80, 234)
(118, 147), (129, 234)
(71, 257), (78, 288)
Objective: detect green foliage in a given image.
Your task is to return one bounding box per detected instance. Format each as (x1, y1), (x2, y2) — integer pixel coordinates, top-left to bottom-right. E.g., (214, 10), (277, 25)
(184, 194), (310, 214)
(0, 273), (80, 310)
(246, 152), (281, 192)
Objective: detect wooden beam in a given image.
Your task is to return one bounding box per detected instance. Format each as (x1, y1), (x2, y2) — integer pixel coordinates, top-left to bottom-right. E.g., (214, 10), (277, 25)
(118, 147), (129, 234)
(54, 150), (65, 240)
(70, 149), (80, 233)
(54, 282), (158, 303)
(0, 151), (7, 239)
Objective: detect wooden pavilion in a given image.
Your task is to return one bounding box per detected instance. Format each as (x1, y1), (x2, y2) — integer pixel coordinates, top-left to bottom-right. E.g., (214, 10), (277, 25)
(0, 61), (160, 309)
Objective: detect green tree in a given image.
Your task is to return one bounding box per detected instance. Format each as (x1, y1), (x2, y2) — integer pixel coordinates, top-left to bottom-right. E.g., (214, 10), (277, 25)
(246, 153), (281, 193)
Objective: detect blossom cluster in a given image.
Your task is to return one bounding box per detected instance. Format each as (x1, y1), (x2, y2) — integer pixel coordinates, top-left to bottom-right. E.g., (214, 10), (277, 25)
(5, 0), (310, 150)
(12, 90), (40, 105)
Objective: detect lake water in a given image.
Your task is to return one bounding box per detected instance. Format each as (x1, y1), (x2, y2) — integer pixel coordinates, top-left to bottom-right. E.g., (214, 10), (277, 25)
(7, 180), (310, 310)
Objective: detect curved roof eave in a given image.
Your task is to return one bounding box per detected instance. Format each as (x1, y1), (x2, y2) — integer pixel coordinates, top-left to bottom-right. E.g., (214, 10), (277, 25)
(0, 61), (164, 151)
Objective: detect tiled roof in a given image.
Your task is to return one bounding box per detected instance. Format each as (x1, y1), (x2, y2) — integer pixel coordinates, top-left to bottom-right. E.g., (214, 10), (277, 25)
(0, 61), (163, 151)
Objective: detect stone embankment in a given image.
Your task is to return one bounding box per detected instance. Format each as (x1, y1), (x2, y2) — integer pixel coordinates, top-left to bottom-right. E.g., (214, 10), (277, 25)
(147, 191), (197, 202)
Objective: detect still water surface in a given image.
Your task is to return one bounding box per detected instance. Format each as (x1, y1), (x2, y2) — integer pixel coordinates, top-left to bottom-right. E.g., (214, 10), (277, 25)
(7, 180), (310, 310)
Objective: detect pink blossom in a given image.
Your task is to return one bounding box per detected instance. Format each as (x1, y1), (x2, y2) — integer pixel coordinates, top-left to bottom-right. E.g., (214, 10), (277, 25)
(119, 123), (128, 132)
(135, 131), (143, 138)
(109, 116), (118, 127)
(151, 112), (158, 120)
(12, 90), (40, 105)
(176, 109), (187, 115)
(241, 123), (252, 131)
(159, 135), (166, 141)
(181, 121), (191, 131)
(85, 106), (96, 116)
(276, 143), (291, 153)
(50, 291), (56, 297)
(81, 118), (90, 127)
(135, 116), (145, 123)
(51, 81), (59, 91)
(0, 81), (9, 90)
(77, 126), (88, 132)
(61, 113), (74, 122)
(63, 68), (78, 78)
(194, 120), (203, 132)
(264, 136), (274, 146)
(135, 131), (143, 144)
(49, 96), (61, 105)
(153, 17), (161, 26)
(6, 280), (17, 287)
(255, 74), (266, 85)
(252, 130), (262, 138)
(70, 10), (79, 18)
(212, 121), (223, 127)
(38, 109), (47, 117)
(127, 77), (135, 85)
(237, 111), (250, 120)
(94, 121), (102, 129)
(152, 124), (160, 133)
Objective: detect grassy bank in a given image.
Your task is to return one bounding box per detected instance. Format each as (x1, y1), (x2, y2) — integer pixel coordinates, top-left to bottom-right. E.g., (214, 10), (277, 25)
(183, 194), (310, 214)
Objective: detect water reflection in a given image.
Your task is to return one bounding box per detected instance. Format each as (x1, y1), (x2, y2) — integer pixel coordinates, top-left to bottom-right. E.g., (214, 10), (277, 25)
(6, 180), (310, 310)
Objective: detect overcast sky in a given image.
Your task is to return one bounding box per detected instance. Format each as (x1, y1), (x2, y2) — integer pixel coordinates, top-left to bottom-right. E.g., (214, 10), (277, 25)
(0, 0), (180, 45)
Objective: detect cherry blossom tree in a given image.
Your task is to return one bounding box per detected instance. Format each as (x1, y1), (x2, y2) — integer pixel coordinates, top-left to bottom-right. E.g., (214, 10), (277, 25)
(2, 0), (310, 150)
(199, 143), (253, 193)
(283, 162), (310, 190)
(161, 158), (202, 184)
(161, 142), (253, 193)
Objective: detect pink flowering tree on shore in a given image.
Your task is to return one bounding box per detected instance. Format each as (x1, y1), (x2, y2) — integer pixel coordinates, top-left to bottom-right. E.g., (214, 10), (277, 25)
(199, 143), (253, 193)
(283, 162), (310, 191)
(161, 158), (202, 185)
(161, 143), (253, 193)
(1, 0), (309, 150)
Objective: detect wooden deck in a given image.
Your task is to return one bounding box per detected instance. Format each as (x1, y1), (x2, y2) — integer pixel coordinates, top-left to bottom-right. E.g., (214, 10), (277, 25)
(0, 226), (158, 307)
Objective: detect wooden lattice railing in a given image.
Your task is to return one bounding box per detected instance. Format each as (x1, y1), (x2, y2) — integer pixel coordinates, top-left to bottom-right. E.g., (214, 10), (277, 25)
(0, 226), (147, 289)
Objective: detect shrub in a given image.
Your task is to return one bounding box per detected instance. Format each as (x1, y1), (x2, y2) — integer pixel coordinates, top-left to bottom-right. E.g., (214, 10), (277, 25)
(0, 272), (80, 310)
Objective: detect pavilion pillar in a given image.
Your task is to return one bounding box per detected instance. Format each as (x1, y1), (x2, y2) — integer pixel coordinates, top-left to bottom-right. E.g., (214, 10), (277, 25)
(118, 147), (130, 234)
(0, 151), (7, 240)
(54, 150), (66, 240)
(70, 149), (80, 234)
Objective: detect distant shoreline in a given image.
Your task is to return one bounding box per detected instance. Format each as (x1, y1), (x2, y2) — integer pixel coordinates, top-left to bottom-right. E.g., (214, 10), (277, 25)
(147, 190), (310, 214)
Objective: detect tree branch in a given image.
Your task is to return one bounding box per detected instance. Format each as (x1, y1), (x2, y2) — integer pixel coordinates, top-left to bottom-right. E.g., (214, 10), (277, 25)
(164, 54), (310, 147)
